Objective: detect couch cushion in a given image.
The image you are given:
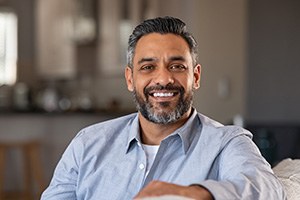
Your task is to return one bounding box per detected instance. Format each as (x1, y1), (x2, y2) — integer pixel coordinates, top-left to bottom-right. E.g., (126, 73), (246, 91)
(273, 158), (300, 200)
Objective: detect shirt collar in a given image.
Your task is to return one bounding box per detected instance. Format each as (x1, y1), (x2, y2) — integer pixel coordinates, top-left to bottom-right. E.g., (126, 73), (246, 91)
(125, 108), (201, 154)
(125, 113), (141, 154)
(175, 108), (201, 154)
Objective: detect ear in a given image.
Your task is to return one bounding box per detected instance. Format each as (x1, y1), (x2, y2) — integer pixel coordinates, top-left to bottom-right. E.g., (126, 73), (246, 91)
(125, 66), (134, 92)
(193, 64), (201, 89)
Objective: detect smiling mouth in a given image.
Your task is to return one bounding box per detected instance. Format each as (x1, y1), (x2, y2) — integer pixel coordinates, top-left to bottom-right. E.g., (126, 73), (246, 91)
(149, 91), (179, 98)
(153, 92), (174, 97)
(145, 84), (182, 100)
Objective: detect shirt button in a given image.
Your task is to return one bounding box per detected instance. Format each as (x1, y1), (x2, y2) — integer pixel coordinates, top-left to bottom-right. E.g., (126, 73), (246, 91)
(139, 163), (145, 170)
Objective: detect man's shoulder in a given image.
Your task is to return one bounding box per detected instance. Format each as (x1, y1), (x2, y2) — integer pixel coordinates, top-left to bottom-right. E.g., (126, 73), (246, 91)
(196, 112), (252, 139)
(76, 112), (138, 139)
(92, 112), (138, 128)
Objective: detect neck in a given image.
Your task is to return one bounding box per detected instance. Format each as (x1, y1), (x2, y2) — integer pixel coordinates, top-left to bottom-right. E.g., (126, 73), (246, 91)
(138, 108), (192, 145)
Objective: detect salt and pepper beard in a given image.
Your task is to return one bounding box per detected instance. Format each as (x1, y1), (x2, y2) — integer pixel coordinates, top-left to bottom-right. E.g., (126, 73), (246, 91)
(132, 84), (193, 124)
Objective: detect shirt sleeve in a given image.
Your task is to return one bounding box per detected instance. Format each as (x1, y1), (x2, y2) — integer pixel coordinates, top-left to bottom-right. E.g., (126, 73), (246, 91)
(199, 135), (287, 200)
(41, 134), (83, 200)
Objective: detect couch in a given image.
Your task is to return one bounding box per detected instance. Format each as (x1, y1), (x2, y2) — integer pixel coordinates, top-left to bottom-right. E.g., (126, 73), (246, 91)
(273, 158), (300, 200)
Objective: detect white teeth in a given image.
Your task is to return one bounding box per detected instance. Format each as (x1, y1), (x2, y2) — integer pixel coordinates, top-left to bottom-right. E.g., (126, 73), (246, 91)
(153, 92), (174, 97)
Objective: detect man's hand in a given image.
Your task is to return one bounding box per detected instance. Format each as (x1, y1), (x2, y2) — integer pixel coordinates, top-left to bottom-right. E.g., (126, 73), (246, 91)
(134, 181), (213, 200)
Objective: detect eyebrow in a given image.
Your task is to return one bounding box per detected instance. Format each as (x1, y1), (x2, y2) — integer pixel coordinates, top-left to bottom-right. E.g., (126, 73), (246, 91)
(137, 56), (186, 65)
(137, 57), (157, 65)
(169, 56), (186, 62)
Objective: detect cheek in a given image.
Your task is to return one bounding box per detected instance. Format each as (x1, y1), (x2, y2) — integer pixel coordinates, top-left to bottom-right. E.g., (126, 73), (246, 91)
(177, 74), (193, 90)
(133, 75), (148, 94)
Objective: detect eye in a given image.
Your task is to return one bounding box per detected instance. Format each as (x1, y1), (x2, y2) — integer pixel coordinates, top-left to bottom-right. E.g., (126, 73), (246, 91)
(169, 64), (187, 72)
(140, 64), (155, 71)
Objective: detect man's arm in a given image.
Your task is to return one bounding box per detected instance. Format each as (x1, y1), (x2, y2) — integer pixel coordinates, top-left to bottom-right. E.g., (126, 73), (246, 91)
(198, 135), (286, 199)
(135, 135), (286, 200)
(134, 181), (213, 200)
(41, 137), (81, 200)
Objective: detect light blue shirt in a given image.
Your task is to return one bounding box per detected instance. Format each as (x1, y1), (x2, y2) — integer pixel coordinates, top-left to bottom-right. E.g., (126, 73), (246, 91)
(41, 109), (286, 200)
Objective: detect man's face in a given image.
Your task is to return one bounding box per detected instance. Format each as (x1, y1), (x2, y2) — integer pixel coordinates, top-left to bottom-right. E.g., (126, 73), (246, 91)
(125, 33), (201, 124)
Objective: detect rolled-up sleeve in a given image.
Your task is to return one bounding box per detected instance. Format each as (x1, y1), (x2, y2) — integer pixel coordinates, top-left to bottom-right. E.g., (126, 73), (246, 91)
(200, 135), (286, 200)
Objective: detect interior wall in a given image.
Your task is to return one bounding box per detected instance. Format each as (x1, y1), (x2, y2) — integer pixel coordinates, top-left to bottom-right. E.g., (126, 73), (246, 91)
(159, 0), (248, 124)
(2, 0), (248, 124)
(6, 0), (300, 125)
(93, 0), (249, 123)
(247, 0), (300, 123)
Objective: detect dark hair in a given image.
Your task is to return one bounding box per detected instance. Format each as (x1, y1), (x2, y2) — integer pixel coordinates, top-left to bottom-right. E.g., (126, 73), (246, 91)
(127, 16), (198, 68)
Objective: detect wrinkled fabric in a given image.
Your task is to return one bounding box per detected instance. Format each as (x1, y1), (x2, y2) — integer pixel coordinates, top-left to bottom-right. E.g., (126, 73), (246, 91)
(41, 109), (286, 200)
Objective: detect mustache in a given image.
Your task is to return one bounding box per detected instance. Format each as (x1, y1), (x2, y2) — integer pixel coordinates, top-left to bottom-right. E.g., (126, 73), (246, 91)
(144, 84), (184, 95)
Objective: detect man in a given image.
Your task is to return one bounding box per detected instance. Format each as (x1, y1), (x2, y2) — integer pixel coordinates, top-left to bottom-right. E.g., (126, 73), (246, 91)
(41, 16), (286, 200)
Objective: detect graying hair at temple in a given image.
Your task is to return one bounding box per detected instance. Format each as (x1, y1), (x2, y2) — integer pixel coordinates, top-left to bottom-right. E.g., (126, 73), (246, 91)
(126, 16), (199, 68)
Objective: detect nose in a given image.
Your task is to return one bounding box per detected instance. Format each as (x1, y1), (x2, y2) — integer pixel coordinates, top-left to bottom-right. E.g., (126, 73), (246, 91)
(153, 67), (175, 86)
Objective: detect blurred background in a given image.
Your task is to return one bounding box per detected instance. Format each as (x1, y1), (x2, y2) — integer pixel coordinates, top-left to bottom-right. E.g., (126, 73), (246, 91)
(0, 0), (299, 199)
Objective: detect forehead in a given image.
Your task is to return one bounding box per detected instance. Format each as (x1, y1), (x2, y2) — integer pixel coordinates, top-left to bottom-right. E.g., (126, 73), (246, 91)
(134, 33), (191, 57)
(136, 33), (189, 51)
